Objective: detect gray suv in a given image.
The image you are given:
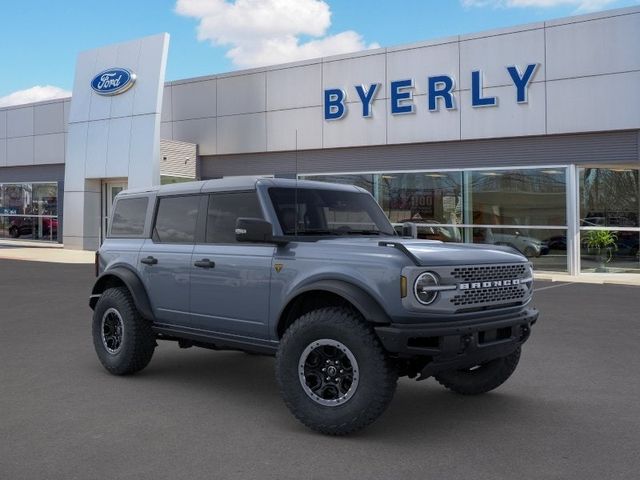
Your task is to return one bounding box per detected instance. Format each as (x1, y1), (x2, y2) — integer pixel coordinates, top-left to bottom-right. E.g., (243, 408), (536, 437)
(90, 177), (538, 435)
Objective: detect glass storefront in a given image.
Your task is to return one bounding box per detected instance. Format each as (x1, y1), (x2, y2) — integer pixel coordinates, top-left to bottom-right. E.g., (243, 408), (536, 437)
(579, 167), (640, 273)
(305, 165), (640, 274)
(303, 167), (568, 272)
(0, 183), (59, 242)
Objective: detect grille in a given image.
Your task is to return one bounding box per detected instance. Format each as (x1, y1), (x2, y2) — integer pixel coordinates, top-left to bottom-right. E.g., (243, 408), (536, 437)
(451, 285), (527, 307)
(449, 263), (530, 308)
(450, 264), (527, 283)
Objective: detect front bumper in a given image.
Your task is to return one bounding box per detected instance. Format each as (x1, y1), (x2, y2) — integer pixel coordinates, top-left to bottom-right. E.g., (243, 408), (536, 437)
(375, 307), (538, 378)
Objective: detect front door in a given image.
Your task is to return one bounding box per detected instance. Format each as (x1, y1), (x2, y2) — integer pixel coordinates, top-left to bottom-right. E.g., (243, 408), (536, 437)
(189, 191), (274, 339)
(102, 181), (127, 242)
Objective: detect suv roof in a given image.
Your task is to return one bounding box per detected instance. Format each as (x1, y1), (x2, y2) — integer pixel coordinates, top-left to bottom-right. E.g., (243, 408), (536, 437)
(117, 177), (368, 198)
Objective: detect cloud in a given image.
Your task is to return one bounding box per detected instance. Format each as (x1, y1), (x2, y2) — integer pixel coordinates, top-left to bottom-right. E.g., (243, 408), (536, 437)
(175, 0), (379, 68)
(0, 85), (71, 108)
(461, 0), (617, 12)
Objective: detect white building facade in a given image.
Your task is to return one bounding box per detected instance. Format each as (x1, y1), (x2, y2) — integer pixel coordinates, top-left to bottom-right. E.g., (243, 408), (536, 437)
(0, 6), (638, 275)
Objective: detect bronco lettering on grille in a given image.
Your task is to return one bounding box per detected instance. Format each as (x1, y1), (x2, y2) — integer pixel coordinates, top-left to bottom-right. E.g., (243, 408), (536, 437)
(459, 278), (521, 290)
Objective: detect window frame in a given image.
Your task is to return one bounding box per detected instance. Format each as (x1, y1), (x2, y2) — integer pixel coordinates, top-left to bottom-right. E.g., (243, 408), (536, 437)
(107, 195), (150, 239)
(150, 193), (206, 245)
(201, 189), (265, 245)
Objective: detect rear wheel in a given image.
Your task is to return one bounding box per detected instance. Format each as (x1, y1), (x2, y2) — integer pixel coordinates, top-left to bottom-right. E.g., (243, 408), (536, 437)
(275, 307), (397, 435)
(92, 287), (156, 375)
(434, 347), (521, 395)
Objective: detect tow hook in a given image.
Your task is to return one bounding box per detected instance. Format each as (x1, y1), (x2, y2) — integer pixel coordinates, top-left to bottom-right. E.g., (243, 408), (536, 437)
(460, 334), (472, 353)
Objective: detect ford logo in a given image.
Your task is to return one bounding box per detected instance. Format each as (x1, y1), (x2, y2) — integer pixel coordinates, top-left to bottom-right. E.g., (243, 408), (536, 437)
(91, 68), (136, 96)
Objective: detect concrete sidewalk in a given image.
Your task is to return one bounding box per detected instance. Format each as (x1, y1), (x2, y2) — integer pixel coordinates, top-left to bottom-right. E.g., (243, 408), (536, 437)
(0, 242), (94, 264)
(534, 271), (640, 286)
(1, 240), (638, 284)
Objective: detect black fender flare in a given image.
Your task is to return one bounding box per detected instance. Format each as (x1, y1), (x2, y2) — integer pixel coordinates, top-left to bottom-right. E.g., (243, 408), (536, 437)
(89, 267), (155, 321)
(279, 279), (391, 326)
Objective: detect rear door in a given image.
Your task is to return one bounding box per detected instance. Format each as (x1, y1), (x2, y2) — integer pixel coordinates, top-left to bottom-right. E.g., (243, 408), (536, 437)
(139, 194), (202, 326)
(189, 191), (274, 339)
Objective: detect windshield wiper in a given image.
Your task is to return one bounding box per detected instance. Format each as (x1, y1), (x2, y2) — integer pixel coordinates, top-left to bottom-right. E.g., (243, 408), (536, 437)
(289, 229), (341, 236)
(344, 230), (383, 235)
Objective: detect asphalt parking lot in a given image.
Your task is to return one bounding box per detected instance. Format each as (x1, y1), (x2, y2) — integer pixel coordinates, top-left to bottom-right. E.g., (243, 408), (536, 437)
(1, 259), (639, 480)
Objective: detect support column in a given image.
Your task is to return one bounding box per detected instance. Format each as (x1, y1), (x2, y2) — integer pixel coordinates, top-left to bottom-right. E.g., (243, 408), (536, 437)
(566, 165), (580, 275)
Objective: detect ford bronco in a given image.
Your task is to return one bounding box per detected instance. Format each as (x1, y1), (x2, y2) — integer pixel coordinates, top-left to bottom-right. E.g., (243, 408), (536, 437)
(90, 177), (538, 435)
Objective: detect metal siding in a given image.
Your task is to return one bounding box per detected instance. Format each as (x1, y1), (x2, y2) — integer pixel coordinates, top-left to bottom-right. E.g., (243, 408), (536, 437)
(200, 130), (639, 178)
(0, 164), (65, 183)
(160, 139), (197, 178)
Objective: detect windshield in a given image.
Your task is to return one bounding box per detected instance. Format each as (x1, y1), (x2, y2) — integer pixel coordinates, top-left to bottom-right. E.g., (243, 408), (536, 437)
(268, 187), (396, 236)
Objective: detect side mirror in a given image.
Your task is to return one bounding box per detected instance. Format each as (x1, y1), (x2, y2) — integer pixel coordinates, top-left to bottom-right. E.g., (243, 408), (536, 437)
(235, 218), (274, 243)
(235, 217), (289, 245)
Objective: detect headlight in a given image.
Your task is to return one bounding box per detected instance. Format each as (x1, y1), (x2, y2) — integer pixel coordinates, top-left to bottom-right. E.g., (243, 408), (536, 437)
(414, 272), (440, 305)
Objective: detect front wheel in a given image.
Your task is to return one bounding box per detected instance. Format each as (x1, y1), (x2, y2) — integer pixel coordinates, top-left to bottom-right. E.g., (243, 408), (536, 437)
(434, 347), (521, 395)
(92, 287), (156, 375)
(275, 307), (397, 435)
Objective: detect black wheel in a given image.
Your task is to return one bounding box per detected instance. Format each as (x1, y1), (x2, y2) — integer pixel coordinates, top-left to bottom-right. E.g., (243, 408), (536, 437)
(9, 226), (19, 238)
(275, 307), (397, 435)
(92, 287), (156, 375)
(434, 347), (521, 395)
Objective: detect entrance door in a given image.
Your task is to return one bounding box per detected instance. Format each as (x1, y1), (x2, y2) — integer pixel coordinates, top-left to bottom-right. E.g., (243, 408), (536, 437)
(102, 181), (127, 242)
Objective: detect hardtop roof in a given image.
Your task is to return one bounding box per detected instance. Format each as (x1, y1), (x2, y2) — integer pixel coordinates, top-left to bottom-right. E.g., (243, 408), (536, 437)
(117, 176), (366, 198)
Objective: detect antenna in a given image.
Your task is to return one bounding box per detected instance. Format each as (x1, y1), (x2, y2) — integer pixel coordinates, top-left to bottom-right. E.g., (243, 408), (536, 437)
(294, 129), (299, 236)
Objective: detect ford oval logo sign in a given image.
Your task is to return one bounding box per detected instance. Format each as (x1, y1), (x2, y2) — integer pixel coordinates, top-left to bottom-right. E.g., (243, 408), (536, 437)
(91, 68), (136, 96)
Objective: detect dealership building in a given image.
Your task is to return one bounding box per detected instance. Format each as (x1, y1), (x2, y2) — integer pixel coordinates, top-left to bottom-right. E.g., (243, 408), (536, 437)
(0, 6), (638, 275)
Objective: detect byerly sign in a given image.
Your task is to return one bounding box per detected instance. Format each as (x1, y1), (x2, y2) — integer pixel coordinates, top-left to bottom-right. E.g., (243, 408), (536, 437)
(324, 63), (539, 120)
(91, 68), (137, 96)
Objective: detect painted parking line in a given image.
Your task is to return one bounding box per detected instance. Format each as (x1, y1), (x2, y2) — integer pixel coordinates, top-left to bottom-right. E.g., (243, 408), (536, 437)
(534, 282), (573, 292)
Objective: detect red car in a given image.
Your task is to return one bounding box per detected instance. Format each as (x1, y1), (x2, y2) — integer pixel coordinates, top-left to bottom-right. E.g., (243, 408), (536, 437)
(8, 217), (57, 239)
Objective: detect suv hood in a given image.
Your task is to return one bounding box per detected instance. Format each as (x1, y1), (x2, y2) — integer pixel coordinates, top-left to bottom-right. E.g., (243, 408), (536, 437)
(314, 237), (527, 266)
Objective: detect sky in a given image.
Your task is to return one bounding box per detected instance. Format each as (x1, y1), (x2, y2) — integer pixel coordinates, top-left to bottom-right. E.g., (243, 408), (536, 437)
(0, 0), (638, 106)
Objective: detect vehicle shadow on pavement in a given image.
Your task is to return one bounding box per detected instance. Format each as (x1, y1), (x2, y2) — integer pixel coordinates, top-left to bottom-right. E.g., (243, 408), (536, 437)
(374, 381), (541, 439)
(106, 345), (547, 440)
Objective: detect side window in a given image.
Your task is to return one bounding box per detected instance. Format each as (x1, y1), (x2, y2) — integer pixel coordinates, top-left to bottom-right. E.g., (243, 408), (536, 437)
(110, 197), (148, 237)
(206, 192), (263, 243)
(153, 195), (200, 243)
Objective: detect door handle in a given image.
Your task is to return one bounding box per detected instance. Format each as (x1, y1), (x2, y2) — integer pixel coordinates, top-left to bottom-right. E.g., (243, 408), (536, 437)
(141, 256), (158, 266)
(194, 258), (215, 269)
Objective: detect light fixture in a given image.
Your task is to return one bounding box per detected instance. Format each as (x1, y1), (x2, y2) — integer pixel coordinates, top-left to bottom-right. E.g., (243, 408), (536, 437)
(425, 173), (445, 178)
(482, 172), (503, 176)
(541, 170), (562, 174)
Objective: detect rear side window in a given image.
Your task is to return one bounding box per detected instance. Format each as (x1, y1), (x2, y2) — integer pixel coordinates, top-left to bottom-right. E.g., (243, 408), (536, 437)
(206, 192), (263, 243)
(153, 195), (200, 243)
(110, 197), (148, 237)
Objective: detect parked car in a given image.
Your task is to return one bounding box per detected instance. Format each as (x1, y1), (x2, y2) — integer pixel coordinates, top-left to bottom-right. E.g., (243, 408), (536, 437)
(8, 217), (57, 239)
(472, 228), (548, 258)
(90, 178), (538, 435)
(392, 220), (462, 242)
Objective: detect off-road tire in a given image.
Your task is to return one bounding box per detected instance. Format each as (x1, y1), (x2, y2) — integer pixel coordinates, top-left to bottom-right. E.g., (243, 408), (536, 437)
(275, 307), (397, 436)
(92, 287), (156, 375)
(434, 347), (521, 395)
